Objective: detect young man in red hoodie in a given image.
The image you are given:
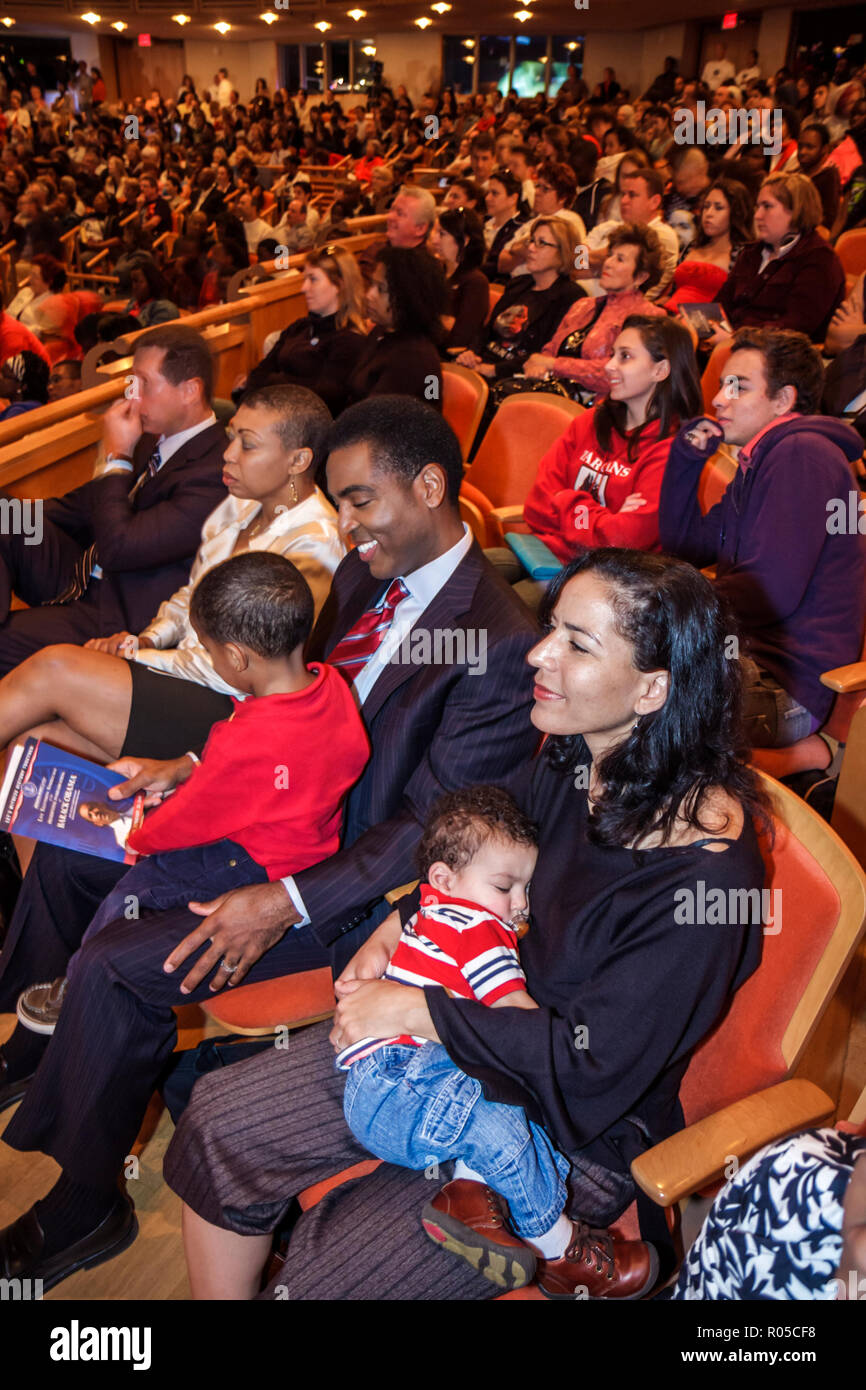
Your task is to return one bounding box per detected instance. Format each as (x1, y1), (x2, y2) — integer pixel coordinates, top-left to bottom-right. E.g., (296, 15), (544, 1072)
(660, 326), (866, 748)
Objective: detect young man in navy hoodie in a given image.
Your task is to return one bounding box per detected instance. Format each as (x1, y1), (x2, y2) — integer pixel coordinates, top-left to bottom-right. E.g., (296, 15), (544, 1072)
(659, 327), (866, 748)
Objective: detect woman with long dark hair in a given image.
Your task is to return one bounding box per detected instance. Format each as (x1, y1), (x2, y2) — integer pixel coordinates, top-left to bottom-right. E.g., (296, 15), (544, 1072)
(429, 206), (489, 352)
(664, 177), (754, 317)
(345, 244), (447, 407)
(519, 315), (701, 567)
(170, 546), (768, 1301)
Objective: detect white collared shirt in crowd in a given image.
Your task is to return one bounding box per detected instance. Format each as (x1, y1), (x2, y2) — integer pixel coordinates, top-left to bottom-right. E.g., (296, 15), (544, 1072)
(281, 522), (474, 924)
(136, 487), (345, 694)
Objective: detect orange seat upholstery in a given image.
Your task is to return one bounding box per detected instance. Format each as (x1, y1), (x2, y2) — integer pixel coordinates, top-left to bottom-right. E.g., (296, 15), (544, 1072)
(202, 966), (335, 1034)
(632, 773), (866, 1213)
(460, 392), (584, 548)
(835, 229), (866, 280)
(700, 341), (733, 416)
(441, 363), (489, 461)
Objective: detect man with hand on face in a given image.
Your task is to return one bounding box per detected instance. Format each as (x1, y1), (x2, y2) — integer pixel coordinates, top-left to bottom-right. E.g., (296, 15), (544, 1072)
(659, 327), (866, 750)
(0, 323), (227, 675)
(0, 397), (539, 1292)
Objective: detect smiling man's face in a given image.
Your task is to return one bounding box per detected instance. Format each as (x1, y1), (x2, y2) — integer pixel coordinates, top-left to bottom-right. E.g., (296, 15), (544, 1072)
(326, 440), (446, 580)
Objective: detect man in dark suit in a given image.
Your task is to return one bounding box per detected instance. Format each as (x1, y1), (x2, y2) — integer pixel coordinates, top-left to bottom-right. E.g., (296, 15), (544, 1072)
(0, 397), (539, 1289)
(0, 323), (227, 676)
(189, 166), (225, 222)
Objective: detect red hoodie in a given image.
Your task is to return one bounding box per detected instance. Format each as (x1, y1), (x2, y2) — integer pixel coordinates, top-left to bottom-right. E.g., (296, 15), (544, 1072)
(523, 407), (675, 562)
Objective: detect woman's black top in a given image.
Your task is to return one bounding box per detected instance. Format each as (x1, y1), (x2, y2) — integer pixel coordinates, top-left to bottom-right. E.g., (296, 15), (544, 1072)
(444, 266), (490, 353)
(473, 273), (585, 379)
(481, 213), (527, 285)
(408, 748), (765, 1191)
(240, 312), (366, 414)
(346, 327), (443, 411)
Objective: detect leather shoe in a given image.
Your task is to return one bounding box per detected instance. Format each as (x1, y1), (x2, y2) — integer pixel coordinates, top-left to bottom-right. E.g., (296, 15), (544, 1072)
(536, 1220), (659, 1300)
(0, 1193), (138, 1293)
(421, 1179), (536, 1290)
(17, 977), (68, 1035)
(0, 1050), (33, 1116)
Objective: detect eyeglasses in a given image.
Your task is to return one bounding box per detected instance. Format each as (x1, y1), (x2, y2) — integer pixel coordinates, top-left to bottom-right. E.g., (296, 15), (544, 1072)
(528, 236), (558, 250)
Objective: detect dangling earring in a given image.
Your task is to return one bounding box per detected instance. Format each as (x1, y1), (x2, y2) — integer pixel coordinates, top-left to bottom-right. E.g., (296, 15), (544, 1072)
(290, 476), (298, 503)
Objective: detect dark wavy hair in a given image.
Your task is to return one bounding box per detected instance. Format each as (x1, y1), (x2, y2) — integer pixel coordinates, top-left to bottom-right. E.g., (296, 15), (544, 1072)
(436, 206), (485, 272)
(539, 548), (770, 848)
(375, 244), (447, 341)
(594, 314), (701, 462)
(693, 177), (754, 251)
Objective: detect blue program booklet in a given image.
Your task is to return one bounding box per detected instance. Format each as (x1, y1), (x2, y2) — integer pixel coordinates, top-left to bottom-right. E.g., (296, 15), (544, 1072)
(0, 738), (145, 863)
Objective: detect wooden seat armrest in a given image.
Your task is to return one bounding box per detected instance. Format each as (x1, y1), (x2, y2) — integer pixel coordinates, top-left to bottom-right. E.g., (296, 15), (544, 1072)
(820, 661), (866, 694)
(489, 505), (525, 524)
(630, 1079), (834, 1207)
(385, 880), (419, 905)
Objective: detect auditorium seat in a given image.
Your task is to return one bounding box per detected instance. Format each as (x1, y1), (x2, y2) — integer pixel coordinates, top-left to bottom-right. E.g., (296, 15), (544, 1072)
(441, 362), (489, 460)
(460, 393), (584, 548)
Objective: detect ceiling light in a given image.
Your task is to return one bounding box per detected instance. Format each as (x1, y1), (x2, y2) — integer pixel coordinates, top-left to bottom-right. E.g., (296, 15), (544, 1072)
(314, 20), (331, 31)
(347, 7), (366, 18)
(514, 9), (532, 20)
(172, 13), (191, 23)
(80, 11), (101, 23)
(260, 10), (279, 22)
(431, 2), (452, 11)
(414, 16), (432, 27)
(462, 38), (475, 47)
(361, 44), (376, 55)
(463, 56), (475, 63)
(566, 42), (578, 51)
(111, 19), (127, 29)
(0, 16), (15, 25)
(213, 20), (231, 33)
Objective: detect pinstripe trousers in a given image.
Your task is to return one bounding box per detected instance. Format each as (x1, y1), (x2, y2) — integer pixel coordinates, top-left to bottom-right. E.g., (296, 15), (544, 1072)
(164, 1020), (500, 1301)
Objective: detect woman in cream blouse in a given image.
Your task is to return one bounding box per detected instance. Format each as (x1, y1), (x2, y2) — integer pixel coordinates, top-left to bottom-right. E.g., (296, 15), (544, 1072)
(0, 385), (346, 763)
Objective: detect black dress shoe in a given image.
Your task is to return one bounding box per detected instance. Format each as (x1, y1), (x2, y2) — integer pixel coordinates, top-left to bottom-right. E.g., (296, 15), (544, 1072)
(0, 1052), (33, 1115)
(0, 1193), (138, 1292)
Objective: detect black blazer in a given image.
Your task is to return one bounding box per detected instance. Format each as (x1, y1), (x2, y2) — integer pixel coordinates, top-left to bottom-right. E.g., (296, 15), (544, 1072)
(44, 421), (227, 633)
(346, 328), (443, 411)
(300, 541), (540, 968)
(240, 313), (366, 414)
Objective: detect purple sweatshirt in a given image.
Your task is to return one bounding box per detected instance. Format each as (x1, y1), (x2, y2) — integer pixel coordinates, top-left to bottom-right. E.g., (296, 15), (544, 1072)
(659, 415), (866, 723)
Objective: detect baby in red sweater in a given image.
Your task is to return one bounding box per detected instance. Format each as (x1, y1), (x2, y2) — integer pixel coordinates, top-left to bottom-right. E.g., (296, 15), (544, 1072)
(17, 551), (369, 1029)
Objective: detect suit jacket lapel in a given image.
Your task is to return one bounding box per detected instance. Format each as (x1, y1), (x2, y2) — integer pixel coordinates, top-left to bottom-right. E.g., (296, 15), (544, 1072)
(360, 542), (485, 724)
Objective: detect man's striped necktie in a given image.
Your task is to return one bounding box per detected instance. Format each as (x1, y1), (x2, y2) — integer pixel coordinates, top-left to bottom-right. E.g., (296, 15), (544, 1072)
(328, 578), (409, 683)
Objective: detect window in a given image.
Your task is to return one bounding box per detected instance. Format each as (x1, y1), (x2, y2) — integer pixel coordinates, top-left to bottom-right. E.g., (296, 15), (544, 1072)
(304, 43), (325, 93)
(352, 40), (379, 91)
(478, 35), (512, 95)
(279, 44), (301, 95)
(550, 37), (585, 94)
(442, 35), (476, 93)
(512, 34), (549, 98)
(330, 38), (350, 91)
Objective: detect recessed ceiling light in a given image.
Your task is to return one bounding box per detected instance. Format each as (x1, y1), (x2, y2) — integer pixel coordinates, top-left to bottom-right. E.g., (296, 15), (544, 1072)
(80, 11), (101, 23)
(111, 19), (127, 30)
(414, 16), (432, 27)
(566, 42), (578, 51)
(172, 13), (191, 23)
(347, 8), (366, 18)
(0, 15), (15, 25)
(462, 38), (475, 47)
(431, 2), (452, 11)
(361, 44), (376, 55)
(213, 20), (231, 33)
(260, 10), (279, 22)
(514, 9), (532, 20)
(314, 20), (332, 31)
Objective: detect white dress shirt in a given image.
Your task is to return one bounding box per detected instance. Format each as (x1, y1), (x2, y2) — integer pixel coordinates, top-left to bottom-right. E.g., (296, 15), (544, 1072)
(281, 523), (474, 924)
(136, 487), (345, 692)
